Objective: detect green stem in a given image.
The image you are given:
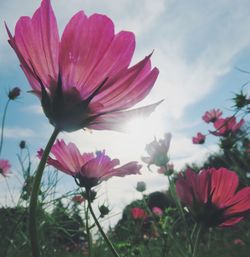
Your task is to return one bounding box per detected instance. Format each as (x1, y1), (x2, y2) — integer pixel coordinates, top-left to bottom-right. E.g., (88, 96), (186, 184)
(0, 99), (10, 156)
(29, 128), (60, 257)
(192, 225), (202, 257)
(85, 203), (93, 257)
(86, 189), (121, 257)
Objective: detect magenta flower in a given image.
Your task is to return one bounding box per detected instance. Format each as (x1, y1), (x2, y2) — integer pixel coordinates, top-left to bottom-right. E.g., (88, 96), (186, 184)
(202, 109), (222, 123)
(176, 168), (250, 227)
(211, 117), (244, 136)
(38, 139), (141, 189)
(131, 207), (147, 219)
(192, 132), (206, 144)
(0, 159), (11, 177)
(152, 207), (163, 216)
(142, 133), (171, 168)
(6, 0), (160, 132)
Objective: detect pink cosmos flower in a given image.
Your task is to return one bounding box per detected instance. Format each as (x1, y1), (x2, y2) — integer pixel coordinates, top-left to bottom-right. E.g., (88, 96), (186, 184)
(38, 139), (141, 189)
(202, 109), (222, 123)
(142, 133), (171, 168)
(152, 207), (163, 216)
(211, 117), (244, 136)
(192, 132), (206, 144)
(131, 207), (147, 219)
(176, 168), (250, 227)
(6, 0), (160, 132)
(0, 159), (11, 177)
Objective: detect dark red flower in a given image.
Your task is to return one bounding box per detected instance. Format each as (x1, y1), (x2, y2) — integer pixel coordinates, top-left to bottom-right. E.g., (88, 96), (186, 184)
(176, 168), (250, 227)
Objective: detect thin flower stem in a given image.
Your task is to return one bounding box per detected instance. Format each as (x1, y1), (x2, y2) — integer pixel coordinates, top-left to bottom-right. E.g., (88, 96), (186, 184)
(0, 99), (10, 156)
(192, 225), (202, 257)
(29, 128), (60, 257)
(85, 203), (93, 257)
(86, 189), (121, 257)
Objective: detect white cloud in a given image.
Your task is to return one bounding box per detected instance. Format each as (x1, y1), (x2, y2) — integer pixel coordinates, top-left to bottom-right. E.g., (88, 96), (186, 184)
(1, 127), (35, 139)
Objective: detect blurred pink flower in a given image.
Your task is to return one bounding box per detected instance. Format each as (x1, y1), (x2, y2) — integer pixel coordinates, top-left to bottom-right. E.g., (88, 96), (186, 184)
(202, 109), (222, 123)
(211, 117), (244, 136)
(152, 207), (163, 216)
(233, 239), (245, 246)
(131, 207), (147, 219)
(38, 139), (141, 189)
(192, 132), (206, 144)
(142, 133), (171, 168)
(72, 195), (85, 204)
(176, 168), (250, 227)
(0, 159), (11, 177)
(158, 163), (174, 175)
(6, 0), (160, 132)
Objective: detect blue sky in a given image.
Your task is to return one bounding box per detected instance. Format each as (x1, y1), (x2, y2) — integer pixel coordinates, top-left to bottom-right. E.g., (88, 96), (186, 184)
(1, 0), (250, 220)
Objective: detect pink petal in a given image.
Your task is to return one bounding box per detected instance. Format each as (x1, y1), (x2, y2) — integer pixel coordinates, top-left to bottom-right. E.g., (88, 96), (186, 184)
(224, 187), (250, 215)
(50, 140), (84, 173)
(88, 100), (163, 131)
(83, 31), (135, 95)
(219, 217), (244, 227)
(11, 0), (59, 92)
(92, 55), (159, 112)
(175, 174), (193, 206)
(59, 12), (114, 93)
(100, 161), (141, 181)
(211, 168), (239, 208)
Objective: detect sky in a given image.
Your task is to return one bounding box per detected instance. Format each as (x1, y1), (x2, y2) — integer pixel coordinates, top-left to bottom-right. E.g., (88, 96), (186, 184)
(1, 0), (250, 225)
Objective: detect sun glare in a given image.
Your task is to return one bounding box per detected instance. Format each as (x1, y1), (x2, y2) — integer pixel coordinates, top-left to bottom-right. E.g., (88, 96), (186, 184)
(123, 113), (165, 152)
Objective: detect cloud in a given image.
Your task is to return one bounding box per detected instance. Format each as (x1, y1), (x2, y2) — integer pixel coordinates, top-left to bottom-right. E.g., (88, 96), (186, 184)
(1, 127), (35, 139)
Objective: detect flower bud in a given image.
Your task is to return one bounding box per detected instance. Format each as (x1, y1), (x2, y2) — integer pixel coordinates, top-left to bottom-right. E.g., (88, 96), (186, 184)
(136, 181), (146, 192)
(99, 204), (110, 218)
(8, 87), (21, 100)
(19, 140), (26, 149)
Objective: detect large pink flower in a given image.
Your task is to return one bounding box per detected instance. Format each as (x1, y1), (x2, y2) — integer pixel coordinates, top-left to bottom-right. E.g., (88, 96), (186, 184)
(0, 159), (11, 177)
(176, 168), (250, 227)
(38, 139), (141, 189)
(6, 0), (160, 132)
(211, 117), (244, 136)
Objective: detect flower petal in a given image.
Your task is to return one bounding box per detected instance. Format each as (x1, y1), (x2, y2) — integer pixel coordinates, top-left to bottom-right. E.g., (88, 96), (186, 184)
(88, 100), (163, 131)
(10, 0), (59, 92)
(211, 168), (239, 208)
(59, 12), (114, 93)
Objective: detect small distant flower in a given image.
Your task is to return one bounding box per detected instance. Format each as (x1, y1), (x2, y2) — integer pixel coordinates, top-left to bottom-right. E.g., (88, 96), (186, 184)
(152, 207), (163, 217)
(131, 207), (147, 219)
(158, 163), (174, 176)
(8, 87), (21, 100)
(0, 159), (11, 177)
(202, 109), (222, 123)
(38, 139), (141, 190)
(7, 0), (160, 132)
(176, 168), (250, 227)
(99, 204), (110, 218)
(192, 132), (206, 144)
(142, 133), (171, 169)
(72, 195), (85, 204)
(211, 117), (244, 137)
(136, 181), (146, 192)
(233, 239), (245, 246)
(19, 140), (26, 149)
